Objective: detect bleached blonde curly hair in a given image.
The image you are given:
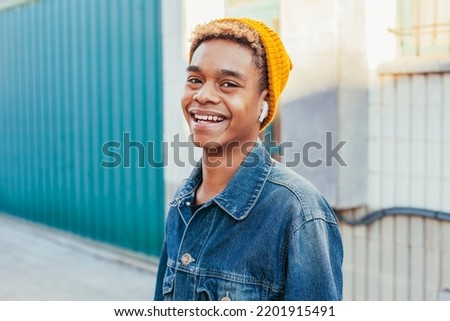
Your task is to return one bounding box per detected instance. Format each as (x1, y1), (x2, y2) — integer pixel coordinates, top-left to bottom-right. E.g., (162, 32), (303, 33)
(189, 19), (269, 93)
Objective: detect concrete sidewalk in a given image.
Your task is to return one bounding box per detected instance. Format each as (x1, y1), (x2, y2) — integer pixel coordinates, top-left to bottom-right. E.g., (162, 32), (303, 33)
(0, 213), (157, 300)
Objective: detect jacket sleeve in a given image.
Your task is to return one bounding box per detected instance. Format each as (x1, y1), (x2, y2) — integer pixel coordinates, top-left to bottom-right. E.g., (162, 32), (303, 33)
(283, 218), (343, 300)
(153, 240), (168, 301)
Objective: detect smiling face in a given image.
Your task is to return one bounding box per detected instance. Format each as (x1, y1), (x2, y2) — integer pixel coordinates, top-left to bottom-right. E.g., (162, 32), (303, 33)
(182, 39), (268, 150)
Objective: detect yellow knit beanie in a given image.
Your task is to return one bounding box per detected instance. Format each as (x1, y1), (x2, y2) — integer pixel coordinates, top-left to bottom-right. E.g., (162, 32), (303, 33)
(189, 18), (293, 130)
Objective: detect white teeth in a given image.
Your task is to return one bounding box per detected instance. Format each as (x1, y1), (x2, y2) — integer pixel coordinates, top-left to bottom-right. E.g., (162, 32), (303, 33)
(194, 113), (224, 122)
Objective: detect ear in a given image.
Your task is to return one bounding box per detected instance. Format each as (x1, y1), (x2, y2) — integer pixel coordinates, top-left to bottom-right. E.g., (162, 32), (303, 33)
(260, 89), (269, 103)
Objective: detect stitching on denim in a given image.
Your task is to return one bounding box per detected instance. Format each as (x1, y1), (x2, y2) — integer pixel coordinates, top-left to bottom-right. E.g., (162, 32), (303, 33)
(172, 266), (282, 293)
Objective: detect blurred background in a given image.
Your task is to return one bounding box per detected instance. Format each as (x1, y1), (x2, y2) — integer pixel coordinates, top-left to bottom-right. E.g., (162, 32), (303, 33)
(0, 0), (449, 300)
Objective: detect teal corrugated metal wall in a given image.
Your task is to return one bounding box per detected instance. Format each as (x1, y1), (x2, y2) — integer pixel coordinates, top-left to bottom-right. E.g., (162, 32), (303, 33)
(0, 0), (164, 256)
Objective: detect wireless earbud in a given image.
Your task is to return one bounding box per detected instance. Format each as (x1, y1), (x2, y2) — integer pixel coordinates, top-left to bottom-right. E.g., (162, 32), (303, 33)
(259, 101), (269, 123)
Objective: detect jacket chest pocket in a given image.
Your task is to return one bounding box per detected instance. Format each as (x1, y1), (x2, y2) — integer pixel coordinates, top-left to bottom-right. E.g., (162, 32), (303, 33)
(196, 277), (269, 301)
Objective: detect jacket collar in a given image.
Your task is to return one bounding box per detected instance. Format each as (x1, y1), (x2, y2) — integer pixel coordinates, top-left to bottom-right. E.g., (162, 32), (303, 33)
(171, 141), (272, 221)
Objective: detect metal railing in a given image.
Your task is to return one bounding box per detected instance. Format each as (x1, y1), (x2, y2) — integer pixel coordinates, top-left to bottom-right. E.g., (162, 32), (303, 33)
(388, 23), (450, 56)
(337, 207), (450, 226)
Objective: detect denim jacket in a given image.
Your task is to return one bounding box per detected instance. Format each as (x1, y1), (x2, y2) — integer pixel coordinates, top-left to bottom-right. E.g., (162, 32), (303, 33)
(154, 142), (343, 301)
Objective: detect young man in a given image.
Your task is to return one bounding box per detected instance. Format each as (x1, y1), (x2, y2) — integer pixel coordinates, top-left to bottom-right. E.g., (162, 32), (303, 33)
(154, 18), (343, 301)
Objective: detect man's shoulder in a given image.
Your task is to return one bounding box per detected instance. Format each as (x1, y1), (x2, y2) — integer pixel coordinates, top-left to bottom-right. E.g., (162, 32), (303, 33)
(267, 160), (321, 201)
(265, 160), (337, 224)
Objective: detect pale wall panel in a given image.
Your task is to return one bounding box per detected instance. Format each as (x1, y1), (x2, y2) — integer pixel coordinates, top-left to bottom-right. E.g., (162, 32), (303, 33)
(441, 224), (450, 290)
(341, 209), (355, 300)
(424, 219), (441, 300)
(353, 208), (368, 300)
(366, 220), (381, 300)
(380, 216), (395, 300)
(395, 216), (410, 300)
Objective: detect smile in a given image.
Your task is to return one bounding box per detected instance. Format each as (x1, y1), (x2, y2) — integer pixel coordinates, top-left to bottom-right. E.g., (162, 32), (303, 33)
(193, 113), (225, 123)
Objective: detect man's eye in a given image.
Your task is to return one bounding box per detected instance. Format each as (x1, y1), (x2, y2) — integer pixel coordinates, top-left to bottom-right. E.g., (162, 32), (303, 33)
(187, 77), (202, 84)
(222, 82), (238, 88)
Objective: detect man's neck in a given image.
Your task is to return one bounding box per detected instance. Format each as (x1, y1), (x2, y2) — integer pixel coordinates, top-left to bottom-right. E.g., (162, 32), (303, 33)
(195, 140), (257, 204)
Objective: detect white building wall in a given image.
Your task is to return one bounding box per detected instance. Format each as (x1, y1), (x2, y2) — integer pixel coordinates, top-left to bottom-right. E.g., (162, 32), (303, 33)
(341, 0), (450, 299)
(358, 65), (450, 301)
(368, 69), (450, 213)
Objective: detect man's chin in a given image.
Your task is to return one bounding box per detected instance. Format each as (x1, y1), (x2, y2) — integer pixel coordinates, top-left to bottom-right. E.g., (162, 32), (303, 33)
(189, 133), (222, 149)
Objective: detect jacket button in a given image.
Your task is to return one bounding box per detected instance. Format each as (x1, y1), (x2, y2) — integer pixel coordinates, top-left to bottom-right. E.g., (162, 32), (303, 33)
(181, 253), (195, 266)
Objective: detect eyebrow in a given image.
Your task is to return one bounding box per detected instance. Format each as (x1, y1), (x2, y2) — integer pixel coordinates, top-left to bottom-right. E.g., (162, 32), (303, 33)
(186, 65), (201, 73)
(186, 65), (246, 81)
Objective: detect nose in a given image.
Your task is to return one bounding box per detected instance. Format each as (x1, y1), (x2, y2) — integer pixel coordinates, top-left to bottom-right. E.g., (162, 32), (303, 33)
(193, 82), (220, 105)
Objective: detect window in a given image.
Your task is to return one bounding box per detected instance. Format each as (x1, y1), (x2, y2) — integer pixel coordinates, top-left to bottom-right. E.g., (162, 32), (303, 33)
(390, 0), (450, 56)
